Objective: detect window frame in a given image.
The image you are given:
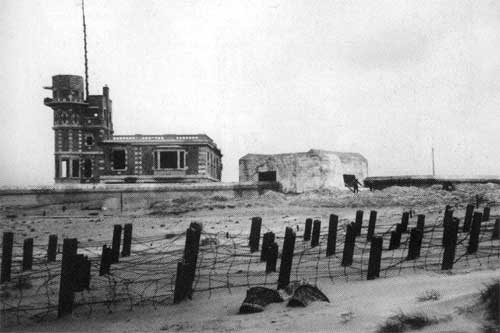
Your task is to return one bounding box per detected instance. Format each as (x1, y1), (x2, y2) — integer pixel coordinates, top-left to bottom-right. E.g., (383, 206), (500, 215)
(111, 149), (127, 171)
(153, 149), (187, 170)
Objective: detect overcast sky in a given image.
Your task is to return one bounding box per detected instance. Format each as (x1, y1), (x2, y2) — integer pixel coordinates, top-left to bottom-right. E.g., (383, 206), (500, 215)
(1, 0), (499, 186)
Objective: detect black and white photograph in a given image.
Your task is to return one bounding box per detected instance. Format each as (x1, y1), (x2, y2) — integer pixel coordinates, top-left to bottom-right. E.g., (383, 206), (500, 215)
(0, 1), (499, 331)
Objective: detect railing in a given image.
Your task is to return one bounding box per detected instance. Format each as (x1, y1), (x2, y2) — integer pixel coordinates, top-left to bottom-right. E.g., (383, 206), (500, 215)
(111, 134), (214, 143)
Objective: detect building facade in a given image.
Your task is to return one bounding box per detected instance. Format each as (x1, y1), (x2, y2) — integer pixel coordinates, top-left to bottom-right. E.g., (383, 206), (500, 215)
(239, 149), (368, 193)
(44, 74), (222, 184)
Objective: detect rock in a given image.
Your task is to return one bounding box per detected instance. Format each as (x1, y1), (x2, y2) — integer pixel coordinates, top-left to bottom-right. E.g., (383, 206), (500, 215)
(239, 287), (284, 314)
(287, 284), (330, 307)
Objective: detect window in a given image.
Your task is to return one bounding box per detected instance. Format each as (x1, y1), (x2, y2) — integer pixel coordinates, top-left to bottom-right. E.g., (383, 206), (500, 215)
(85, 135), (94, 146)
(71, 159), (80, 177)
(154, 150), (186, 170)
(60, 160), (68, 178)
(112, 150), (126, 170)
(83, 159), (92, 178)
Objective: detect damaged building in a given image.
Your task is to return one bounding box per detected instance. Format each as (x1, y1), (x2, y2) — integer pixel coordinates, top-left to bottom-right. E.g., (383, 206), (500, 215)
(239, 149), (368, 193)
(44, 75), (222, 184)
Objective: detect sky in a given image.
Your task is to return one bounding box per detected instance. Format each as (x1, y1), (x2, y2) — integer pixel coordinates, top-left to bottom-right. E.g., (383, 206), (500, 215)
(0, 0), (499, 186)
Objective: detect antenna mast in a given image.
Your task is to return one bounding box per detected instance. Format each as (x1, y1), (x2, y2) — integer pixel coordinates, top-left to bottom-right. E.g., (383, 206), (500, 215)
(431, 147), (435, 176)
(81, 0), (89, 100)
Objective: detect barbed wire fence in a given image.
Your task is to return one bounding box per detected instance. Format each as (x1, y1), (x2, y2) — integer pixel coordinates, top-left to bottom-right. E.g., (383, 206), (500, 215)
(1, 202), (499, 327)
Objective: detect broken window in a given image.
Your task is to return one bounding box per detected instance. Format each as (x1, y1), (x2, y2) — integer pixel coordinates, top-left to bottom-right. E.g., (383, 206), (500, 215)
(112, 150), (126, 170)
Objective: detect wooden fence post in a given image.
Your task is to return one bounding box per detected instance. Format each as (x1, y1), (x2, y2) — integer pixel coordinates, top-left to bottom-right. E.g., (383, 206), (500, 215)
(407, 228), (422, 260)
(492, 218), (499, 240)
(47, 234), (58, 262)
(249, 217), (262, 252)
(311, 220), (321, 247)
(417, 214), (425, 233)
(1, 232), (14, 283)
(467, 212), (483, 254)
(303, 218), (312, 241)
(442, 209), (454, 247)
(261, 232), (275, 262)
(326, 214), (338, 256)
(22, 238), (33, 271)
(463, 204), (474, 232)
(99, 245), (112, 276)
(341, 223), (356, 267)
(482, 207), (490, 221)
(277, 227), (296, 289)
(266, 242), (278, 273)
(441, 217), (458, 270)
(401, 212), (409, 233)
(174, 261), (188, 304)
(388, 225), (402, 250)
(121, 223), (133, 257)
(367, 236), (383, 280)
(355, 210), (363, 236)
(58, 238), (78, 318)
(111, 224), (122, 263)
(183, 222), (202, 299)
(367, 210), (377, 241)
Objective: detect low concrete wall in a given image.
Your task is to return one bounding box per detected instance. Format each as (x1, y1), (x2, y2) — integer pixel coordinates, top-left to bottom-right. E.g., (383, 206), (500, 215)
(0, 182), (280, 211)
(364, 175), (500, 190)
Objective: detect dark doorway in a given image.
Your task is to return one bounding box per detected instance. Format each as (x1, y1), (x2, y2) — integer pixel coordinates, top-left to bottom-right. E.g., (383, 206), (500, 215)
(83, 159), (92, 178)
(258, 171), (276, 182)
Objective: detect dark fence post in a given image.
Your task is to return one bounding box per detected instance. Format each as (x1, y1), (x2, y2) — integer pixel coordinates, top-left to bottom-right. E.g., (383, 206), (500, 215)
(341, 223), (356, 267)
(417, 214), (425, 233)
(1, 232), (14, 283)
(249, 217), (262, 252)
(326, 214), (338, 256)
(492, 218), (499, 240)
(355, 210), (363, 236)
(111, 224), (122, 263)
(261, 232), (275, 262)
(121, 223), (133, 257)
(58, 238), (78, 318)
(303, 218), (312, 241)
(367, 210), (377, 241)
(467, 212), (483, 254)
(277, 227), (296, 289)
(367, 236), (383, 280)
(482, 207), (490, 221)
(22, 238), (33, 271)
(389, 225), (402, 250)
(442, 209), (454, 247)
(183, 222), (202, 299)
(441, 217), (458, 270)
(47, 234), (58, 262)
(174, 261), (188, 304)
(407, 228), (422, 260)
(266, 242), (278, 273)
(401, 212), (409, 233)
(463, 204), (474, 232)
(99, 245), (112, 276)
(311, 220), (321, 247)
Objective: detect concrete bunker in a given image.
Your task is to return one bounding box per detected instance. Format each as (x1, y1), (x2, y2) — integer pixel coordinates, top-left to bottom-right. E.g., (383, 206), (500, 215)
(239, 149), (368, 193)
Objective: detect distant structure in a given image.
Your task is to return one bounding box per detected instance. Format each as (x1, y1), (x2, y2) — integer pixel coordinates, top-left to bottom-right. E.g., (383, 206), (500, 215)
(239, 149), (368, 193)
(44, 75), (222, 184)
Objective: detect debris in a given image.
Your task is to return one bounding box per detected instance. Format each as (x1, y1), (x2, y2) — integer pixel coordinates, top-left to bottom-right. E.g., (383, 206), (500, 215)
(239, 287), (284, 314)
(287, 284), (330, 307)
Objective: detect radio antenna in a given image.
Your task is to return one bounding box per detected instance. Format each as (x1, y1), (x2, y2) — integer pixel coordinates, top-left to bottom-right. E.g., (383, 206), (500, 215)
(81, 0), (89, 100)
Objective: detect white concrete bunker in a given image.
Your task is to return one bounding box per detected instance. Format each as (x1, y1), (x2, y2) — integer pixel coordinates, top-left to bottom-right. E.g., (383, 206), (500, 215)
(239, 149), (368, 193)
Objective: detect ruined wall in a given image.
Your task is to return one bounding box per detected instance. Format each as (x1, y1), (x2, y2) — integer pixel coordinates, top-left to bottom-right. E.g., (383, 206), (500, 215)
(239, 149), (368, 193)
